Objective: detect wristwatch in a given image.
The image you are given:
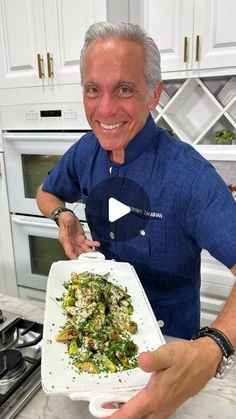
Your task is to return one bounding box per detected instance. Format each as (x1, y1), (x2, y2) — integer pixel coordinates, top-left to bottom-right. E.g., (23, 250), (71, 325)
(192, 326), (235, 378)
(50, 207), (75, 226)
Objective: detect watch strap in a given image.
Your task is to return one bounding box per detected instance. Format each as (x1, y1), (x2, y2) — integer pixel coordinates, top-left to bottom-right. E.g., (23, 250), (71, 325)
(50, 207), (75, 226)
(192, 327), (234, 358)
(192, 327), (235, 378)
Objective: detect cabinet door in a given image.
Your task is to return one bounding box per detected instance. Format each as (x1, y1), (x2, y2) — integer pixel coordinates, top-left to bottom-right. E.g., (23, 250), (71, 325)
(44, 0), (107, 85)
(193, 0), (236, 70)
(200, 250), (234, 326)
(0, 0), (107, 89)
(142, 0), (194, 73)
(0, 0), (47, 88)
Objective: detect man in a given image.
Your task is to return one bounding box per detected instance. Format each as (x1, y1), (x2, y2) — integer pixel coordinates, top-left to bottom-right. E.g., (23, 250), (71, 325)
(37, 22), (236, 418)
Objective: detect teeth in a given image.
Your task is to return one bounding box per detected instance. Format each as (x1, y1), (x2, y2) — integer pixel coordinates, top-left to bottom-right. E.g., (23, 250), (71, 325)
(100, 122), (123, 130)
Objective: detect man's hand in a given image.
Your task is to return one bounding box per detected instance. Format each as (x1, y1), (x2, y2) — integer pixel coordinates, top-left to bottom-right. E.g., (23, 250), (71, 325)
(58, 212), (100, 259)
(101, 338), (222, 419)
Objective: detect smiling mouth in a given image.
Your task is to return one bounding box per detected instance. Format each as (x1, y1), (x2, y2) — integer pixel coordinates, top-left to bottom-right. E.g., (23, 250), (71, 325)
(100, 122), (124, 130)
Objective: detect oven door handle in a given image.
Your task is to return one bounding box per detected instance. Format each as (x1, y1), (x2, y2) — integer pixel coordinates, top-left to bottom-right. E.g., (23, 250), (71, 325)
(12, 216), (90, 232)
(11, 216), (58, 229)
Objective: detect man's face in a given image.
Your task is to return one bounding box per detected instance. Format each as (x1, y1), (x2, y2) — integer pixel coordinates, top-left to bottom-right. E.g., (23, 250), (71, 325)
(82, 38), (162, 163)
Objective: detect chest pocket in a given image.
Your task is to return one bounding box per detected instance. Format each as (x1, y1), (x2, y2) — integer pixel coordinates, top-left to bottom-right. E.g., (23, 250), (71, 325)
(145, 216), (166, 255)
(147, 182), (181, 255)
(147, 214), (181, 256)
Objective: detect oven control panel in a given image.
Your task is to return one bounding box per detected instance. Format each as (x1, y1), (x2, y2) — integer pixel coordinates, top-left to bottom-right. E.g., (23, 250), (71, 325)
(1, 102), (90, 130)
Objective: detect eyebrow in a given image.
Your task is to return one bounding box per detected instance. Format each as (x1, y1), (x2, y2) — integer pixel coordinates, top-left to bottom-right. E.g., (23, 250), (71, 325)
(115, 79), (136, 87)
(83, 79), (137, 88)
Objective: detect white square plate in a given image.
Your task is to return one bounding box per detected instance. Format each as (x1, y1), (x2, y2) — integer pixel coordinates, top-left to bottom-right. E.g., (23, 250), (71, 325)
(42, 257), (165, 401)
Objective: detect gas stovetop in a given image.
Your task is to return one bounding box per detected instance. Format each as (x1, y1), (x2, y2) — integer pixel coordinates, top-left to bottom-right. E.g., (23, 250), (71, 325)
(0, 309), (43, 419)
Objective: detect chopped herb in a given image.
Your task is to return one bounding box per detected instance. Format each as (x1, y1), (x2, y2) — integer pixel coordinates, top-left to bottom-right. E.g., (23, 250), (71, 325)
(55, 270), (139, 374)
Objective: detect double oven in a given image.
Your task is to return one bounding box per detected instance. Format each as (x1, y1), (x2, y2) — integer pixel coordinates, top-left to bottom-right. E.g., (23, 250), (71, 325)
(1, 102), (91, 301)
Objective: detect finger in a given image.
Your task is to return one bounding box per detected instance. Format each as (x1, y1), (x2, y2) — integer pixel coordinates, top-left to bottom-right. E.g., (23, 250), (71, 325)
(100, 390), (150, 419)
(138, 345), (171, 373)
(83, 238), (101, 248)
(79, 240), (101, 253)
(101, 413), (133, 419)
(63, 243), (79, 260)
(62, 237), (89, 259)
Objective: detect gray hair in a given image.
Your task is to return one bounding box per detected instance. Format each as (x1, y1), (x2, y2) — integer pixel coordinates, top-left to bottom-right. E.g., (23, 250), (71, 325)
(80, 21), (162, 94)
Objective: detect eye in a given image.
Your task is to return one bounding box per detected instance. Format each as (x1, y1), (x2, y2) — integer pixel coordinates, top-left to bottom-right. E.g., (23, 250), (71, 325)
(117, 85), (134, 97)
(84, 86), (100, 97)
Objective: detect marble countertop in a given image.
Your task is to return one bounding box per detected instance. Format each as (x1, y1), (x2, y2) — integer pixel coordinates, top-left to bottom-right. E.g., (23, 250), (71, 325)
(1, 292), (236, 419)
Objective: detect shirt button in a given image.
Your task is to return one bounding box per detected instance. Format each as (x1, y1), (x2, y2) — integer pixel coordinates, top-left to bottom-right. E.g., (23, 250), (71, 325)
(109, 167), (112, 174)
(110, 232), (115, 239)
(140, 229), (145, 236)
(158, 320), (165, 328)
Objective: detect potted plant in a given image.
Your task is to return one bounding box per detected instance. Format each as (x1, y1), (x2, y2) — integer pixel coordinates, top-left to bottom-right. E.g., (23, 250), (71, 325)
(213, 129), (235, 145)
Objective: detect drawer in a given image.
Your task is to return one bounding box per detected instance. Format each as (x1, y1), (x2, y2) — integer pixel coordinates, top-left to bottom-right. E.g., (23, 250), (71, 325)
(18, 286), (46, 302)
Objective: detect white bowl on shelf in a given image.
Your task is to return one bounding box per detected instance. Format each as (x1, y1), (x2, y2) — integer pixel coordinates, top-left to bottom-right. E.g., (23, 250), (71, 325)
(217, 77), (236, 106)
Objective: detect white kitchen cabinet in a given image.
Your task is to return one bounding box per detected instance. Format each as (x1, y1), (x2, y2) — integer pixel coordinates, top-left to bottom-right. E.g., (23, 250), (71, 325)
(0, 152), (18, 296)
(142, 0), (194, 73)
(200, 250), (235, 326)
(141, 0), (236, 74)
(0, 0), (107, 88)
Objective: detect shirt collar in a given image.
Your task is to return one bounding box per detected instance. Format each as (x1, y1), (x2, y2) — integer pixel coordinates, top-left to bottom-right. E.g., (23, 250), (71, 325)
(105, 113), (158, 166)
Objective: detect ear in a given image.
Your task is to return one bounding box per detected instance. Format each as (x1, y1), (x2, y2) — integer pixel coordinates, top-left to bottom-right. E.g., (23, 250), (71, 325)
(148, 82), (163, 110)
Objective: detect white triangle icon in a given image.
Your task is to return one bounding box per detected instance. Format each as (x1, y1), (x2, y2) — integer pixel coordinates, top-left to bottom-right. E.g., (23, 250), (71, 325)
(108, 197), (131, 222)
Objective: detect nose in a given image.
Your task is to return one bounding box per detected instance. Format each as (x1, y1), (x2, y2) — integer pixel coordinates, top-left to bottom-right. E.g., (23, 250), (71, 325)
(97, 92), (118, 117)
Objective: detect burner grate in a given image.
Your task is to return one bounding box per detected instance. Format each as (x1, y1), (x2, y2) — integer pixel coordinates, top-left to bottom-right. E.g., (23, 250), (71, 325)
(0, 314), (43, 415)
(0, 349), (25, 380)
(0, 352), (41, 404)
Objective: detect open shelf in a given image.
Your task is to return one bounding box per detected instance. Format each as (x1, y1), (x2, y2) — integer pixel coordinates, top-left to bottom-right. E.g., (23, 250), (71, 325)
(155, 76), (236, 146)
(153, 116), (178, 138)
(227, 98), (236, 124)
(196, 115), (236, 145)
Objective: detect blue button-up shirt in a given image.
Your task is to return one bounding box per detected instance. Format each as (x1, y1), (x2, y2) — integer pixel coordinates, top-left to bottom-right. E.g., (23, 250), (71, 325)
(43, 115), (236, 338)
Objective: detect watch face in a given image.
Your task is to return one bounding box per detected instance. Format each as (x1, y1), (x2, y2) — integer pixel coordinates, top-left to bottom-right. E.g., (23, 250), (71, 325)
(53, 208), (72, 220)
(215, 354), (235, 379)
(51, 207), (64, 219)
(51, 207), (69, 225)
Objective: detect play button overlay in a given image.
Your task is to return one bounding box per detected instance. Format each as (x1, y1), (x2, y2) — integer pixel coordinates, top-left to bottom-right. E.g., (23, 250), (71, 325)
(85, 177), (151, 242)
(108, 197), (131, 222)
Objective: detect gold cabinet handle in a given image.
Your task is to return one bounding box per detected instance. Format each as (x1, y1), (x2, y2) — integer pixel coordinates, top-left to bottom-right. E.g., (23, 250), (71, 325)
(184, 36), (188, 62)
(37, 54), (45, 78)
(47, 52), (54, 77)
(195, 35), (200, 62)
